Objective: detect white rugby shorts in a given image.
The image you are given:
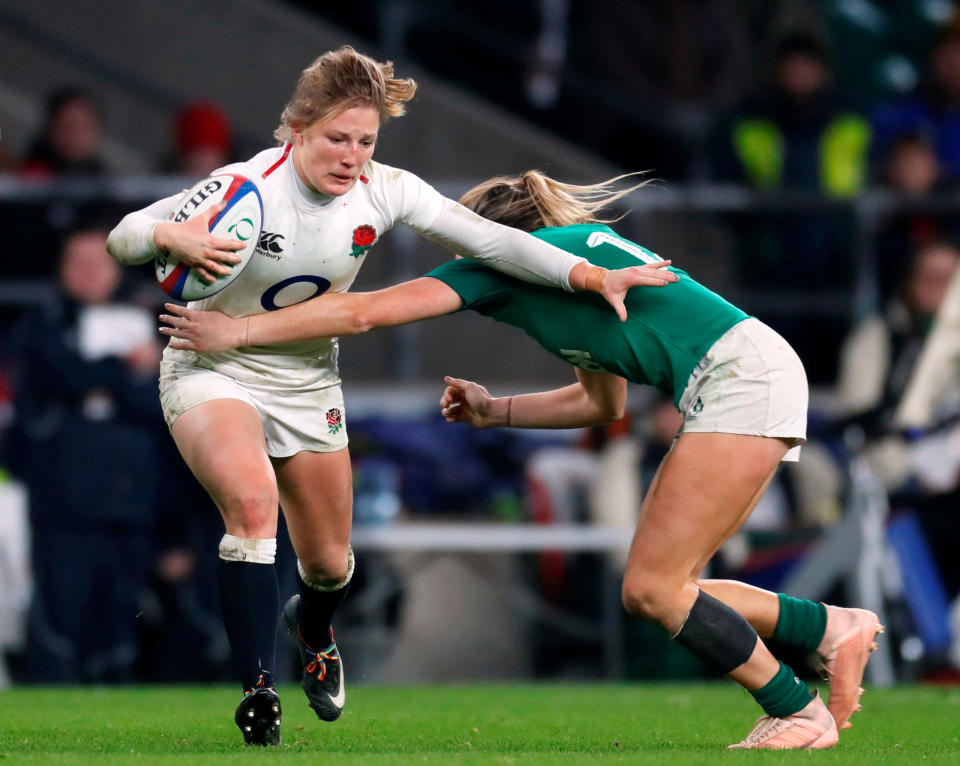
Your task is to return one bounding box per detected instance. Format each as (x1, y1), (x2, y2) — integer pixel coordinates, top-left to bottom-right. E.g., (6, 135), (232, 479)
(159, 360), (348, 457)
(677, 318), (808, 461)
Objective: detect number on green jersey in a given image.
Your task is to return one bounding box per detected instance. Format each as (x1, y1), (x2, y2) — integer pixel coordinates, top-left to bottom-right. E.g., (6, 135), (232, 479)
(586, 231), (662, 264)
(559, 349), (605, 371)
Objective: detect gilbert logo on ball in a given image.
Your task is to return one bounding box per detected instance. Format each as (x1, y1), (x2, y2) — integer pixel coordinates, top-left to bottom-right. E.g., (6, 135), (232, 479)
(156, 173), (264, 301)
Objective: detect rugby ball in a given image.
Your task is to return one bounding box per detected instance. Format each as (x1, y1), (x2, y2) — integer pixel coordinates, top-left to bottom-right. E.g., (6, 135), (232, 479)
(155, 173), (263, 301)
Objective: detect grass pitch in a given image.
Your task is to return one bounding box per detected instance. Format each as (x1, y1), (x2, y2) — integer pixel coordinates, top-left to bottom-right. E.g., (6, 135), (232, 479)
(0, 683), (956, 764)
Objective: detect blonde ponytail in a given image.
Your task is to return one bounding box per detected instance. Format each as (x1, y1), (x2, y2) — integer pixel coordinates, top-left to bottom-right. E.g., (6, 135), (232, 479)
(459, 171), (650, 232)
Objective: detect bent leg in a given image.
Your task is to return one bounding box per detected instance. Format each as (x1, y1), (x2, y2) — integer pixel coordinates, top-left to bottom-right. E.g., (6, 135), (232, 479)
(275, 448), (353, 587)
(275, 448), (353, 645)
(275, 448), (353, 722)
(621, 432), (798, 690)
(172, 399), (280, 692)
(698, 580), (782, 638)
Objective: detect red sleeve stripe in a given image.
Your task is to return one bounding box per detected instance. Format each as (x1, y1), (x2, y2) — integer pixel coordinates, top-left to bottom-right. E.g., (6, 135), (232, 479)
(262, 143), (293, 179)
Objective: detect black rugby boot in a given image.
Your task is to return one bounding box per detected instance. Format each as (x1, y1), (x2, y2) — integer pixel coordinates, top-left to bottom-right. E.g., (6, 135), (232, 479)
(283, 594), (345, 721)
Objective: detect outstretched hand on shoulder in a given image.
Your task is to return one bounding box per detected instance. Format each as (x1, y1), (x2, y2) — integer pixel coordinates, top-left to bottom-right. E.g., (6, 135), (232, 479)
(601, 261), (678, 321)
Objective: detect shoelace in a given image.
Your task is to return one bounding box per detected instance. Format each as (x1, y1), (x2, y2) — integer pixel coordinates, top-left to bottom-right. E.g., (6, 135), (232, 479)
(243, 672), (272, 696)
(299, 628), (340, 681)
(740, 715), (790, 746)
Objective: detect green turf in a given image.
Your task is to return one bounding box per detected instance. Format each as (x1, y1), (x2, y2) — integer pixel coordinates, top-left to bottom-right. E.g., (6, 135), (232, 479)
(0, 683), (956, 764)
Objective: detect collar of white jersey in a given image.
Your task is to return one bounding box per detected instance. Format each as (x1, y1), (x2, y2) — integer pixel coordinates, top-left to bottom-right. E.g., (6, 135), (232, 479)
(287, 146), (339, 209)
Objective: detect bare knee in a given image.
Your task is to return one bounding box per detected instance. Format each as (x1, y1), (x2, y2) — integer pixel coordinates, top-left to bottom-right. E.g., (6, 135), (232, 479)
(621, 576), (685, 628)
(299, 544), (351, 586)
(220, 484), (279, 538)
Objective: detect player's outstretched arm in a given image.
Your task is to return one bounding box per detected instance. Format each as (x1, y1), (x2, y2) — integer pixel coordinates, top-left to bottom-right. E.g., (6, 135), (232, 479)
(160, 277), (463, 352)
(440, 368), (627, 429)
(423, 201), (676, 319)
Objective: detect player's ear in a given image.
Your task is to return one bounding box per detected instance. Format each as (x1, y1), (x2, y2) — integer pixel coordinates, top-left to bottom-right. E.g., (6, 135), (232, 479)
(291, 122), (307, 145)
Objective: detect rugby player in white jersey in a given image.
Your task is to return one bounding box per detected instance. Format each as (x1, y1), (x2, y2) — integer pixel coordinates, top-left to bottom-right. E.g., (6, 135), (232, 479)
(107, 46), (671, 746)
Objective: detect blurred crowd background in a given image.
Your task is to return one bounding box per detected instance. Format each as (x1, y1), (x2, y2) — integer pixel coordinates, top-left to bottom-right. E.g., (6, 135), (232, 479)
(1, 0), (960, 688)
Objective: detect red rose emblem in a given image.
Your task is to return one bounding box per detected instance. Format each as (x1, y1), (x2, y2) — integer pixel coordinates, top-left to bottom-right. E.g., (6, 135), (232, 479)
(326, 408), (342, 426)
(353, 225), (376, 247)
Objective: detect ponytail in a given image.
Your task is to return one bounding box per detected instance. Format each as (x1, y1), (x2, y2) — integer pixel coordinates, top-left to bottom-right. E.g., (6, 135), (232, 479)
(459, 171), (650, 231)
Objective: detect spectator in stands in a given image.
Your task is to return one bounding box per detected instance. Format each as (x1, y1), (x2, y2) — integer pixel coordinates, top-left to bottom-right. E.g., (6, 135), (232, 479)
(883, 131), (951, 194)
(838, 239), (960, 601)
(576, 0), (752, 180)
(710, 30), (872, 381)
(838, 238), (960, 442)
(713, 30), (871, 197)
(872, 131), (960, 303)
(7, 227), (163, 683)
(163, 101), (235, 178)
(872, 26), (960, 181)
(19, 87), (107, 177)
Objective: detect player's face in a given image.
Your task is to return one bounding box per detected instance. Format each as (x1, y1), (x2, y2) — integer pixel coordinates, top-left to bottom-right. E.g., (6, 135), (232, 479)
(293, 106), (379, 196)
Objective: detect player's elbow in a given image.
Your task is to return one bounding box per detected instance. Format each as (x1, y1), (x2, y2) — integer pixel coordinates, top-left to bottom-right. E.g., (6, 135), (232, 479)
(346, 301), (392, 334)
(595, 401), (626, 425)
(590, 391), (626, 424)
(105, 228), (123, 263)
(345, 310), (375, 335)
(347, 295), (395, 335)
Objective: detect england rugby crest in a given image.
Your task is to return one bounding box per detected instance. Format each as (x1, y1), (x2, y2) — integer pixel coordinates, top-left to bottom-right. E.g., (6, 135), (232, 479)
(326, 407), (343, 434)
(350, 225), (377, 258)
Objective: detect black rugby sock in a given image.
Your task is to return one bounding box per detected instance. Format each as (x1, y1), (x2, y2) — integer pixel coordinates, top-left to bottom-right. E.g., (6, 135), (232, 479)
(297, 571), (350, 648)
(218, 559), (279, 691)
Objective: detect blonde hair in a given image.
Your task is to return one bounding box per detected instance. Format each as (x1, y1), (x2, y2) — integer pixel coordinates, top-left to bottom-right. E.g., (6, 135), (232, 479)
(458, 170), (650, 232)
(274, 46), (417, 142)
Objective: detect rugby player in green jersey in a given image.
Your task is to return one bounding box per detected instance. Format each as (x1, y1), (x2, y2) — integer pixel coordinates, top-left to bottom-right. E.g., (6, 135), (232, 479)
(160, 171), (883, 750)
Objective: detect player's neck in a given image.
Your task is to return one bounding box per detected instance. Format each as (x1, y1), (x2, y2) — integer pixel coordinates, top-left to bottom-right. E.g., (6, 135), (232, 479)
(289, 152), (337, 207)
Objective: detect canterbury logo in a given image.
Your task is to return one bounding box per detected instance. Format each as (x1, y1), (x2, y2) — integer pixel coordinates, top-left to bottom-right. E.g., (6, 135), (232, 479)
(258, 232), (285, 253)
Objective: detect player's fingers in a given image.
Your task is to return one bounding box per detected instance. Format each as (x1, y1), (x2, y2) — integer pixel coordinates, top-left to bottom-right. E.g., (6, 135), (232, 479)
(613, 298), (627, 322)
(203, 257), (233, 276)
(640, 264), (677, 280)
(196, 267), (217, 284)
(211, 237), (246, 253)
(167, 338), (196, 351)
(164, 302), (193, 318)
(202, 201), (227, 221)
(159, 326), (190, 340)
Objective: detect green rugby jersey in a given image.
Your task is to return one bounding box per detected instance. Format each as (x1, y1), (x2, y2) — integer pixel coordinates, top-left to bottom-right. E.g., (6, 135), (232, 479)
(426, 223), (749, 405)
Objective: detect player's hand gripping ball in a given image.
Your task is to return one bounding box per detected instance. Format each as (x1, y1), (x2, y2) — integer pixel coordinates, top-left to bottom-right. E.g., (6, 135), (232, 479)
(155, 174), (263, 300)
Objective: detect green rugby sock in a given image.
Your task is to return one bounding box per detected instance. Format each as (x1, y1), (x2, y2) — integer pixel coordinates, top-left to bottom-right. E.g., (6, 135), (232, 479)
(773, 593), (827, 651)
(750, 661), (813, 718)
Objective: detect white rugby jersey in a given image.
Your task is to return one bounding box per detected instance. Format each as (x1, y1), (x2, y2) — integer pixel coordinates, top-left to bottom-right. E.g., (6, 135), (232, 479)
(108, 145), (586, 389)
